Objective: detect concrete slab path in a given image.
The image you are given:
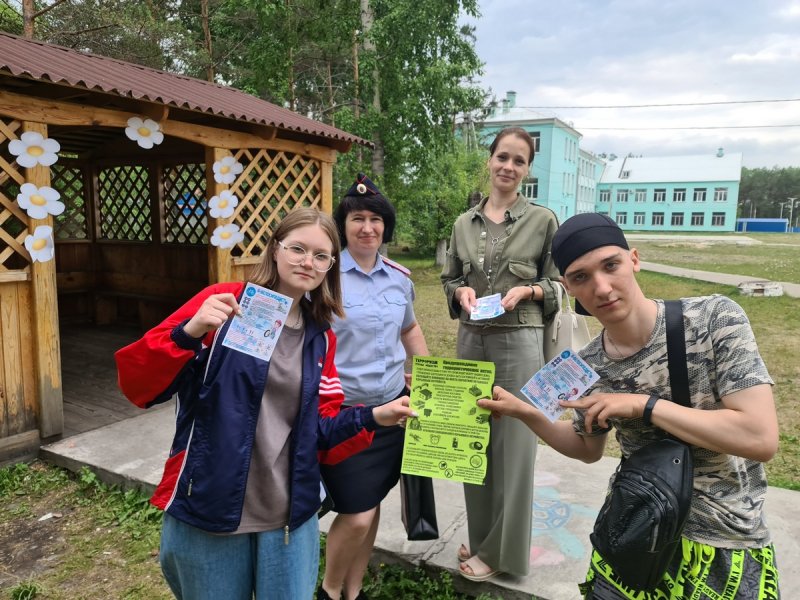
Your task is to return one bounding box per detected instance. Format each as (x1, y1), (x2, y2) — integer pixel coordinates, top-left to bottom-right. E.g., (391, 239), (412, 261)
(41, 407), (798, 599)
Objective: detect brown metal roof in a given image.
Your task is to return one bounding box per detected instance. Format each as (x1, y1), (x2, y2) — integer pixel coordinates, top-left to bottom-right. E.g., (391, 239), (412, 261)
(0, 32), (369, 148)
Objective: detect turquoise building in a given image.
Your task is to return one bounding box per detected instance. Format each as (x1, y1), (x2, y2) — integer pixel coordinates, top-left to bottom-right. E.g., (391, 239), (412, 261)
(473, 91), (742, 232)
(597, 150), (741, 232)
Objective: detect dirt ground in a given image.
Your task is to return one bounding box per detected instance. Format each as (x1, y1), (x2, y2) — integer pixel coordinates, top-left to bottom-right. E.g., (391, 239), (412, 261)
(0, 469), (168, 599)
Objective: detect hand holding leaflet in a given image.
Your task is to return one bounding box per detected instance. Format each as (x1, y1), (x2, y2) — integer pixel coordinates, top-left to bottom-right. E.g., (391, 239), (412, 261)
(470, 293), (505, 320)
(520, 349), (599, 422)
(221, 282), (292, 362)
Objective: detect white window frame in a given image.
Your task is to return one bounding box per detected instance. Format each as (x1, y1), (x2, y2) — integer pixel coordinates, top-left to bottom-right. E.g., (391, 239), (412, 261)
(634, 212), (645, 225)
(673, 189), (686, 203)
(616, 212), (628, 225)
(691, 212), (704, 226)
(652, 212), (664, 226)
(693, 188), (707, 202)
(671, 212), (684, 226)
(600, 189), (611, 203)
(635, 189), (647, 203)
(714, 188), (728, 202)
(654, 189), (666, 203)
(712, 212), (725, 226)
(616, 189), (629, 203)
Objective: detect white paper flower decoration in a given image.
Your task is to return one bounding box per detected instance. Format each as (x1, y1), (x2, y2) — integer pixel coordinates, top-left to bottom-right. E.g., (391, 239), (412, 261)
(24, 225), (55, 263)
(125, 117), (164, 149)
(8, 131), (61, 168)
(213, 156), (244, 184)
(208, 190), (239, 219)
(210, 224), (244, 249)
(17, 183), (65, 219)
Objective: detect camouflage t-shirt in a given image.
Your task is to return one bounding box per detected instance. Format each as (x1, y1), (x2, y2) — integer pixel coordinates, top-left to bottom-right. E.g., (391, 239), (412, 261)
(575, 295), (774, 548)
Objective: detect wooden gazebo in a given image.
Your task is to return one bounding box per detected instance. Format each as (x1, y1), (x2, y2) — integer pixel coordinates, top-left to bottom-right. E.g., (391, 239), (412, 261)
(0, 32), (367, 464)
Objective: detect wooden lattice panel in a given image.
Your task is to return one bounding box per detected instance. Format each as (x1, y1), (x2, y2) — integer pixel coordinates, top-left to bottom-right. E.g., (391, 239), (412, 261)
(229, 149), (322, 258)
(0, 118), (30, 271)
(97, 165), (152, 241)
(51, 162), (89, 240)
(163, 163), (207, 244)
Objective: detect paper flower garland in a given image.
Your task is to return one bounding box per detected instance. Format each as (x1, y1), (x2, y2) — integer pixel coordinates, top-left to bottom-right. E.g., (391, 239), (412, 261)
(8, 131), (60, 168)
(208, 190), (239, 219)
(24, 225), (55, 263)
(16, 183), (65, 219)
(125, 117), (164, 149)
(213, 156), (243, 184)
(210, 224), (244, 249)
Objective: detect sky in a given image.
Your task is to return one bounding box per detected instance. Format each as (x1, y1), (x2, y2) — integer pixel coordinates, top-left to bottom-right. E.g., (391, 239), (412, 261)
(464, 0), (800, 169)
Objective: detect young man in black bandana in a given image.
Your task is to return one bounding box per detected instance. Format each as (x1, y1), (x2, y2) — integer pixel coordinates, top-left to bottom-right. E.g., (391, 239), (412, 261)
(480, 213), (781, 599)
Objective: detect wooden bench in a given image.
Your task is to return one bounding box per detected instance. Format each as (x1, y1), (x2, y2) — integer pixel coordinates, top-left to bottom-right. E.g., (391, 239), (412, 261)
(93, 290), (181, 330)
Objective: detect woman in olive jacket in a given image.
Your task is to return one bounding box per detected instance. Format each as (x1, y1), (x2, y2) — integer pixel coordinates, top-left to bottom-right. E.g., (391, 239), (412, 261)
(441, 127), (560, 581)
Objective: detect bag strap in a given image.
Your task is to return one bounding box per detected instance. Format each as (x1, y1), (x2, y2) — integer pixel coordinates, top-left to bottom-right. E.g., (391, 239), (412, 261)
(664, 300), (691, 408)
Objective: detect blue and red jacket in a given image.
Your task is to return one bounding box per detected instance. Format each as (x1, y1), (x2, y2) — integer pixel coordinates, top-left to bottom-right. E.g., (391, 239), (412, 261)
(115, 282), (376, 533)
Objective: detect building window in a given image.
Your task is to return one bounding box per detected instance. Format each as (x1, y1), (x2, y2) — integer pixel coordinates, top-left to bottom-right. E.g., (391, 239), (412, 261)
(620, 170), (630, 179)
(522, 178), (538, 200)
(714, 188), (728, 202)
(693, 188), (707, 202)
(600, 189), (610, 203)
(654, 189), (666, 203)
(671, 212), (684, 226)
(712, 212), (725, 226)
(652, 212), (664, 226)
(673, 189), (686, 202)
(616, 212), (627, 225)
(691, 212), (704, 226)
(634, 212), (645, 225)
(530, 132), (541, 153)
(635, 189), (647, 202)
(616, 189), (629, 202)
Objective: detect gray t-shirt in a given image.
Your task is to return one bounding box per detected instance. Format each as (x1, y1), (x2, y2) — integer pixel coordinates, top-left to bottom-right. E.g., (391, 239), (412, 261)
(236, 324), (305, 533)
(575, 295), (774, 548)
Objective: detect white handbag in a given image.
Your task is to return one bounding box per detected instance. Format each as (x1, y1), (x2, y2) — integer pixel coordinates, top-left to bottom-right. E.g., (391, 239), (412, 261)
(543, 282), (592, 361)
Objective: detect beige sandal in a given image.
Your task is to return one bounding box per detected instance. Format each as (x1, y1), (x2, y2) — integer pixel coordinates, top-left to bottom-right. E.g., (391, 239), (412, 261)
(459, 556), (499, 582)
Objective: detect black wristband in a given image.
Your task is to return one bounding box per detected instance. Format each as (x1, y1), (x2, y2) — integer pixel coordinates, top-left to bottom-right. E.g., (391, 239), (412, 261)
(642, 394), (659, 426)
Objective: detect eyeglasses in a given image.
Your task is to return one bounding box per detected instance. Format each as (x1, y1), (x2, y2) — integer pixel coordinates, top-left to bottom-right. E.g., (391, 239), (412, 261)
(278, 241), (336, 272)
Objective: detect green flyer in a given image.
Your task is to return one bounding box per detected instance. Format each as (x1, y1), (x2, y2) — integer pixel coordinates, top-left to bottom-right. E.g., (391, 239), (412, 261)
(401, 356), (494, 485)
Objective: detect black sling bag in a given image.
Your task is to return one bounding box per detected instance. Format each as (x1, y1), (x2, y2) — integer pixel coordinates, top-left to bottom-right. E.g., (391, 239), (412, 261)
(589, 300), (694, 592)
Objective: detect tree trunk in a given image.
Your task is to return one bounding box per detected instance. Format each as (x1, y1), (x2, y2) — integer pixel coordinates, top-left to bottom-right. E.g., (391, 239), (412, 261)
(22, 0), (35, 38)
(360, 0), (383, 177)
(435, 238), (447, 266)
(200, 0), (214, 82)
(352, 28), (362, 163)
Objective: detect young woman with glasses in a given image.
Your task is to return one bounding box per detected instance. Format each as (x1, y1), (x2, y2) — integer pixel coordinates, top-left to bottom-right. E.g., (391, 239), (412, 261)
(115, 207), (415, 600)
(317, 175), (429, 600)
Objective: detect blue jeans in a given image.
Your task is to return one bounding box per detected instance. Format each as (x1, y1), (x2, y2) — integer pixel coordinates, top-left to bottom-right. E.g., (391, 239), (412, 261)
(160, 513), (319, 600)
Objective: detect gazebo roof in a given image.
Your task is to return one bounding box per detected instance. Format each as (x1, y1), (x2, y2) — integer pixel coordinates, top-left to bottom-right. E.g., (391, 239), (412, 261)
(0, 31), (368, 148)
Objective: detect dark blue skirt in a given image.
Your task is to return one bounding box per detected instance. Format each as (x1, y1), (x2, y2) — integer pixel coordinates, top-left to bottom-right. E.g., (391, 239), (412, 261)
(320, 424), (404, 514)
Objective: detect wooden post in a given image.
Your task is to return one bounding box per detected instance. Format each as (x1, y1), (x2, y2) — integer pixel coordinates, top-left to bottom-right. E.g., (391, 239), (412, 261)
(24, 121), (63, 438)
(205, 146), (233, 284)
(320, 161), (333, 215)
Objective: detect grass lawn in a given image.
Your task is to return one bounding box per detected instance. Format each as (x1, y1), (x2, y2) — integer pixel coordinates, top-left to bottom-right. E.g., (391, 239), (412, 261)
(631, 235), (800, 283)
(392, 234), (800, 491)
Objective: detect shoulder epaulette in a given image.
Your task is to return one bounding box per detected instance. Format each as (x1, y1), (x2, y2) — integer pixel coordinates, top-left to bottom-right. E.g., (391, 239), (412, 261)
(381, 255), (411, 277)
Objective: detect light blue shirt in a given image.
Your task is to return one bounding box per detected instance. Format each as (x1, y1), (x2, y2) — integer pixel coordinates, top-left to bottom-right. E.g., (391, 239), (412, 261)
(332, 249), (416, 406)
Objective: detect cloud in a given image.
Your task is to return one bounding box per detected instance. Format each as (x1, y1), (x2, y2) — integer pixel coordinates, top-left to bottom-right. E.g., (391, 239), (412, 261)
(467, 0), (800, 167)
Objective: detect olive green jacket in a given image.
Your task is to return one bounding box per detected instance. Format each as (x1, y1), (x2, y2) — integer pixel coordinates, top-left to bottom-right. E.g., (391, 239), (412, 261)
(440, 194), (561, 328)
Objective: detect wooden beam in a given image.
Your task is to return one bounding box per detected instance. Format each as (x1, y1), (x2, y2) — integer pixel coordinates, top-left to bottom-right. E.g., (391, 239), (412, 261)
(321, 161), (333, 214)
(0, 89), (338, 161)
(24, 121), (64, 438)
(205, 147), (233, 284)
(0, 270), (30, 283)
(0, 430), (40, 467)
